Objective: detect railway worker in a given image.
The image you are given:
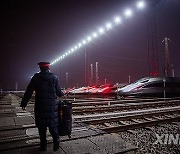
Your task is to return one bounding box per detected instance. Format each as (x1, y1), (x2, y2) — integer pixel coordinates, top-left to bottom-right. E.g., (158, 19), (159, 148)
(20, 62), (64, 151)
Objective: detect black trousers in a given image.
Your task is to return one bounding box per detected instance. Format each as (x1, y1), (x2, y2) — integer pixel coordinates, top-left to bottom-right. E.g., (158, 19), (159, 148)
(38, 126), (59, 146)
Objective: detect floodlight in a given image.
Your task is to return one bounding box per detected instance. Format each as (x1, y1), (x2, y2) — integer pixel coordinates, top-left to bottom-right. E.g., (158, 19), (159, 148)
(124, 9), (133, 17)
(50, 1), (146, 65)
(93, 32), (97, 38)
(71, 48), (74, 52)
(83, 40), (87, 44)
(99, 28), (104, 34)
(106, 23), (112, 29)
(137, 1), (145, 9)
(78, 43), (82, 48)
(114, 16), (121, 24)
(87, 36), (92, 41)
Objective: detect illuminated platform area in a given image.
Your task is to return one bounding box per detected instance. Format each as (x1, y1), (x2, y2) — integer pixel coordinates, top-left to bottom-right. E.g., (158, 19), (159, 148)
(0, 94), (137, 154)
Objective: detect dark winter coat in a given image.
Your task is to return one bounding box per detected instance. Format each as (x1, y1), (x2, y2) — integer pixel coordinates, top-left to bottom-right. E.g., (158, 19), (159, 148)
(20, 70), (63, 127)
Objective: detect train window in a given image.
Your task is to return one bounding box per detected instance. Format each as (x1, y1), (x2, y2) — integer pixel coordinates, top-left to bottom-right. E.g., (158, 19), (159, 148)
(143, 82), (163, 88)
(140, 79), (149, 83)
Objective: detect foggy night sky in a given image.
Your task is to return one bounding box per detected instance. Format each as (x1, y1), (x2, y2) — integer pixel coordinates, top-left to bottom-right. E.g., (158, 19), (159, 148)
(0, 0), (180, 90)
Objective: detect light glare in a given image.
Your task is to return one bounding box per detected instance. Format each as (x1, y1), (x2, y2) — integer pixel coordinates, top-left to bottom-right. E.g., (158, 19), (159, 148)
(83, 40), (87, 44)
(93, 32), (97, 37)
(78, 43), (82, 48)
(114, 16), (121, 24)
(50, 1), (146, 65)
(71, 48), (74, 52)
(106, 23), (112, 29)
(87, 36), (92, 41)
(99, 28), (104, 34)
(124, 9), (133, 17)
(137, 1), (145, 9)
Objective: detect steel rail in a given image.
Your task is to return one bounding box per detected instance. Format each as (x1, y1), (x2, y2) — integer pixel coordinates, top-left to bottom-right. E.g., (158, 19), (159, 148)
(74, 106), (180, 120)
(73, 100), (180, 114)
(81, 109), (180, 124)
(101, 116), (180, 133)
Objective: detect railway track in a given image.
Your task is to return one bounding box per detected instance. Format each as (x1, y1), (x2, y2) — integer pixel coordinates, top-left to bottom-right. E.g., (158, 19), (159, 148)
(1, 106), (179, 147)
(73, 99), (180, 114)
(76, 106), (180, 133)
(102, 115), (180, 133)
(0, 94), (180, 152)
(1, 96), (180, 117)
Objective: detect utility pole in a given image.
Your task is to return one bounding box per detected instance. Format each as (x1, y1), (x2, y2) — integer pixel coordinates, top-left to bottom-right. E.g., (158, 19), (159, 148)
(162, 37), (170, 77)
(84, 48), (88, 86)
(90, 64), (93, 85)
(171, 65), (175, 77)
(95, 62), (99, 85)
(104, 79), (107, 85)
(15, 82), (18, 91)
(66, 72), (68, 88)
(84, 48), (87, 86)
(128, 75), (131, 83)
(172, 69), (175, 77)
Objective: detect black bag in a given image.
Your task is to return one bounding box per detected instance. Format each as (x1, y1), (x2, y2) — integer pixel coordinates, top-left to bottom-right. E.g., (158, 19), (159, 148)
(58, 100), (72, 138)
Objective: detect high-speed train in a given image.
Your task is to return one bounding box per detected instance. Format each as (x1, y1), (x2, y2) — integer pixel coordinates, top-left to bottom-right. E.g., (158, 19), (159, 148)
(117, 77), (180, 97)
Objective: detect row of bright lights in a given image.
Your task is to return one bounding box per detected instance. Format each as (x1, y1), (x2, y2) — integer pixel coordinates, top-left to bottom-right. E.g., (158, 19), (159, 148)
(51, 1), (145, 65)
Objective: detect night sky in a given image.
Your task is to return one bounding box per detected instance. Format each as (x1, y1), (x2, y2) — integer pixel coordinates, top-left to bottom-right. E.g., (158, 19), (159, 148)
(0, 0), (180, 90)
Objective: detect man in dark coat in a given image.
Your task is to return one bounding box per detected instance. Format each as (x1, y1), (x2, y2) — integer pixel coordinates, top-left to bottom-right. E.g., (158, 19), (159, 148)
(20, 62), (64, 151)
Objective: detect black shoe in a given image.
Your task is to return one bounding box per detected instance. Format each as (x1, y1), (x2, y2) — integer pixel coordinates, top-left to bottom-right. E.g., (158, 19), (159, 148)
(53, 142), (59, 151)
(38, 146), (47, 151)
